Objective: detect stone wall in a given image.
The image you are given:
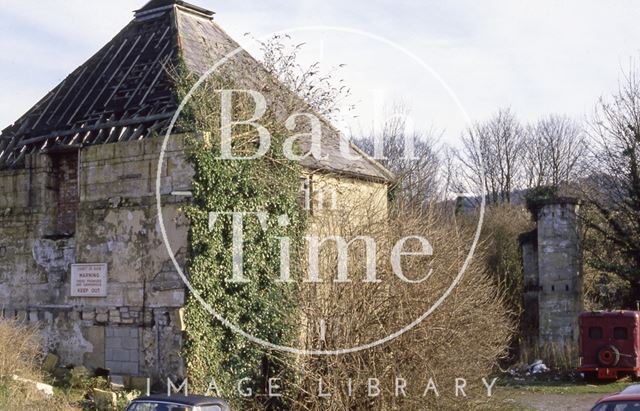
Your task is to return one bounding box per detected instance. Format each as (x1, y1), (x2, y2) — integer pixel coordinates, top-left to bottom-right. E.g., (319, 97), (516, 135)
(536, 201), (583, 343)
(0, 134), (390, 383)
(0, 135), (191, 382)
(305, 172), (389, 232)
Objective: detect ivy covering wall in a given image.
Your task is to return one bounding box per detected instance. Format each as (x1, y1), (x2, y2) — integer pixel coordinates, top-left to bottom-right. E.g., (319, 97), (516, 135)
(175, 68), (306, 408)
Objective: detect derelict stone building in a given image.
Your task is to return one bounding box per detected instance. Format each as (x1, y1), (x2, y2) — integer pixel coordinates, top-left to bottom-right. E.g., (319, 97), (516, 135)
(0, 0), (392, 382)
(520, 198), (584, 345)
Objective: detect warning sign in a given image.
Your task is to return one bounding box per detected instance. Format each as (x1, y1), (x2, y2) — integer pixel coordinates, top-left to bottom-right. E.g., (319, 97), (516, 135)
(70, 263), (108, 297)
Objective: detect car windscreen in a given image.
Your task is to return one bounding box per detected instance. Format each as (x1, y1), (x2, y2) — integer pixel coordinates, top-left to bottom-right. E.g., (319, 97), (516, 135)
(592, 400), (640, 411)
(622, 386), (640, 394)
(126, 402), (193, 411)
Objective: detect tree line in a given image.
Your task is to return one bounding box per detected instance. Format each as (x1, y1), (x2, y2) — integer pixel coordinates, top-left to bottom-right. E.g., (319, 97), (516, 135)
(353, 64), (640, 311)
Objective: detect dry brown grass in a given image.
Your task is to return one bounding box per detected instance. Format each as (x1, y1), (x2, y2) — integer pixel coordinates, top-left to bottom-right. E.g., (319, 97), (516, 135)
(517, 339), (579, 373)
(0, 319), (42, 380)
(0, 319), (78, 411)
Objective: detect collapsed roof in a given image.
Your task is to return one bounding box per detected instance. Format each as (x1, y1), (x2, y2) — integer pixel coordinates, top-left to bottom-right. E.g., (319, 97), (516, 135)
(0, 0), (392, 182)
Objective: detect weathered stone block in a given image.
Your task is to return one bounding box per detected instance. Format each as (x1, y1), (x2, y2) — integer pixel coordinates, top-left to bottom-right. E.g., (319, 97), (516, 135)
(109, 337), (122, 349)
(83, 326), (105, 370)
(42, 353), (59, 373)
(29, 310), (38, 322)
(11, 375), (53, 396)
(107, 349), (130, 362)
(109, 309), (121, 323)
(130, 377), (149, 394)
(70, 366), (90, 388)
(125, 287), (144, 306)
(122, 338), (138, 351)
(115, 139), (144, 159)
(82, 310), (96, 321)
(93, 388), (117, 411)
(110, 375), (125, 391)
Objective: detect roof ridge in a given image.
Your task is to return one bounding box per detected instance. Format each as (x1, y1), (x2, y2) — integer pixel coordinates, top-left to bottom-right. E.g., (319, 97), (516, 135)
(136, 0), (214, 18)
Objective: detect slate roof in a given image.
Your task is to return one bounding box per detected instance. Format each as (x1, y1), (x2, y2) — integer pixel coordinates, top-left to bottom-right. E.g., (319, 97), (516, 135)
(0, 0), (392, 182)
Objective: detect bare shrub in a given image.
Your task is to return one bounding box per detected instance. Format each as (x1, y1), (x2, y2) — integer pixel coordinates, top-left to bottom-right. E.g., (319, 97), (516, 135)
(285, 198), (514, 410)
(479, 205), (534, 319)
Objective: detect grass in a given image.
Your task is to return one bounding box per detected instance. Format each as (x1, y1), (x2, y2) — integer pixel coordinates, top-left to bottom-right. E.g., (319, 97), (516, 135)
(500, 377), (632, 395)
(474, 378), (633, 411)
(472, 400), (537, 411)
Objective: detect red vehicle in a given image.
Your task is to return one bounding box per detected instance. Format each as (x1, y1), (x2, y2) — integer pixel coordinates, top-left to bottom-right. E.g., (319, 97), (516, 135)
(578, 311), (640, 380)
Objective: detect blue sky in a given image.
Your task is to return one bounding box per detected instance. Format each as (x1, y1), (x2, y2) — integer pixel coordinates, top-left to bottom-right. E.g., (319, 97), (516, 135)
(1, 0), (639, 144)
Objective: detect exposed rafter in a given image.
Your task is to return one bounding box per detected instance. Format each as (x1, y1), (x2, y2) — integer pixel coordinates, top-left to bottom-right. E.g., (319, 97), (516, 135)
(0, 1), (393, 182)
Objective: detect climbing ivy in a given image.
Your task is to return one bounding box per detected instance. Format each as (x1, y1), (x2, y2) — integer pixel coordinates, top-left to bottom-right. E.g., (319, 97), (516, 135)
(174, 66), (306, 408)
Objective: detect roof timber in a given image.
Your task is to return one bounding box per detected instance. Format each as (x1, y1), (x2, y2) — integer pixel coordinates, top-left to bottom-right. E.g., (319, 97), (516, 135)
(0, 0), (393, 182)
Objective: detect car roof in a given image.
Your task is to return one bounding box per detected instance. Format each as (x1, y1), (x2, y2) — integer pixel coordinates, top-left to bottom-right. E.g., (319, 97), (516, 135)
(132, 394), (230, 407)
(597, 393), (640, 403)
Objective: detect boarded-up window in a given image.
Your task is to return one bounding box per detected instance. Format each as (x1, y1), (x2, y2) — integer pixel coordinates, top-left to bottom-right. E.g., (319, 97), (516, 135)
(52, 152), (78, 235)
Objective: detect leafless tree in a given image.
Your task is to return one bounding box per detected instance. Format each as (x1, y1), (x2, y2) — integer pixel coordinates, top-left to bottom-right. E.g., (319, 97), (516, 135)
(523, 114), (587, 189)
(457, 108), (526, 204)
(255, 34), (353, 119)
(351, 108), (442, 209)
(583, 64), (640, 307)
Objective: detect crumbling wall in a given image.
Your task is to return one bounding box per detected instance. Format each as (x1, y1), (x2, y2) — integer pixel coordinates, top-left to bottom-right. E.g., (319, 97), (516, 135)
(0, 134), (390, 383)
(0, 135), (191, 382)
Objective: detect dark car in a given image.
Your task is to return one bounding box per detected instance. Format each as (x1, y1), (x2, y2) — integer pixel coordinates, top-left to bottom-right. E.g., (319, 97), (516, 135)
(125, 395), (231, 411)
(591, 393), (640, 411)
